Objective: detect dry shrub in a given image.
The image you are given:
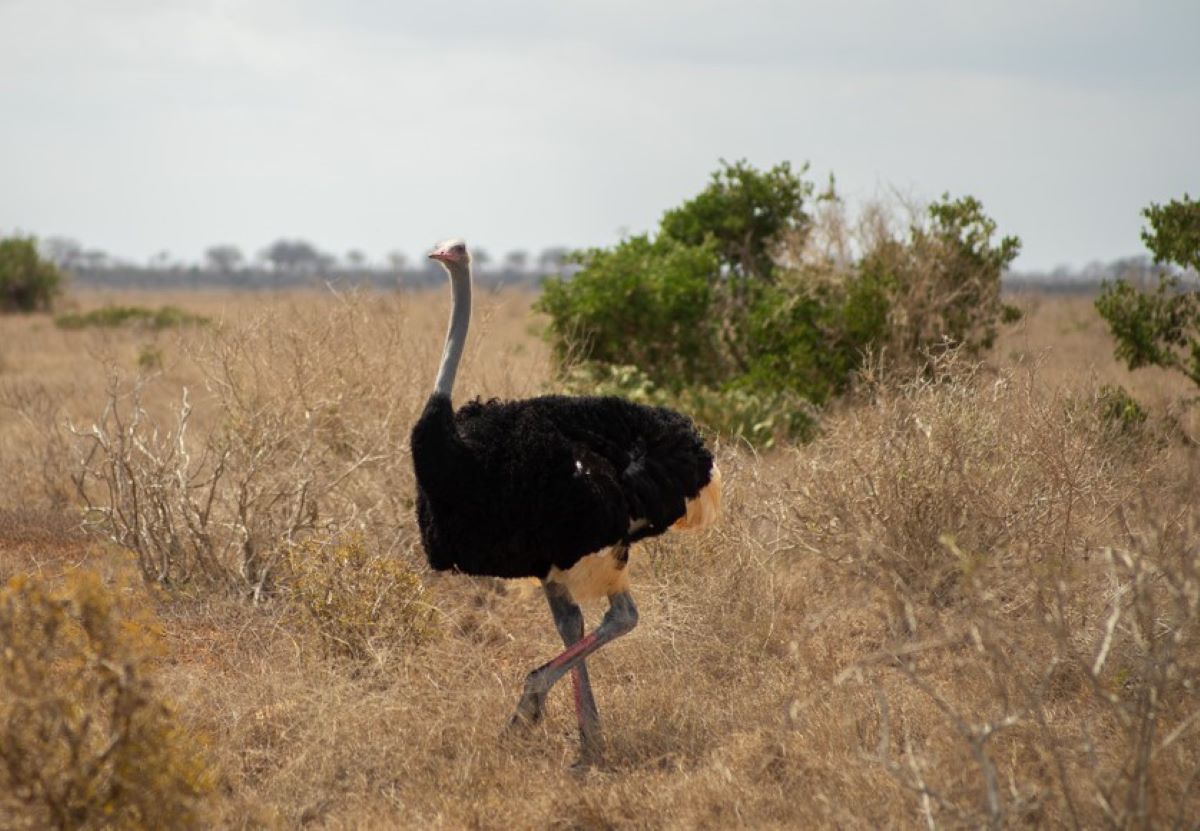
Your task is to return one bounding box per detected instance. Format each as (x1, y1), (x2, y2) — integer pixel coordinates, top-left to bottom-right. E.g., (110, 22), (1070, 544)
(795, 352), (1142, 611)
(0, 571), (216, 829)
(834, 505), (1200, 829)
(71, 292), (425, 597)
(860, 197), (1022, 361)
(790, 354), (1200, 826)
(785, 193), (1022, 377)
(0, 379), (76, 508)
(283, 531), (438, 663)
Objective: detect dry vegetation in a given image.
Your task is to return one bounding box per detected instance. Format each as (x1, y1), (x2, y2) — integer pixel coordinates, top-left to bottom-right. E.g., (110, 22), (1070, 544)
(0, 288), (1197, 829)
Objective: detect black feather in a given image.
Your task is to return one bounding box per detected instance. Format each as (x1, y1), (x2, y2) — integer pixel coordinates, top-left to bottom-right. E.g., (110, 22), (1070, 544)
(411, 393), (713, 579)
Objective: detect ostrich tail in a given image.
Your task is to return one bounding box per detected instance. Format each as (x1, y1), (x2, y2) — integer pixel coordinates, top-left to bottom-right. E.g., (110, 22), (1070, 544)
(673, 463), (722, 531)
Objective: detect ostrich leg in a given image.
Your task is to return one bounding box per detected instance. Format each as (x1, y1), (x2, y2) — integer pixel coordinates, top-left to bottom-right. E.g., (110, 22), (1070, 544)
(509, 590), (639, 761)
(541, 581), (601, 756)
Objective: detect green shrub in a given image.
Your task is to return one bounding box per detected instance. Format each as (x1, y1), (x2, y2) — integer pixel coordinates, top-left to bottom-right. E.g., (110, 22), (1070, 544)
(0, 236), (64, 312)
(537, 162), (1021, 444)
(55, 304), (210, 331)
(1142, 193), (1200, 273)
(1096, 384), (1148, 434)
(737, 270), (891, 406)
(659, 159), (813, 282)
(538, 235), (722, 389)
(560, 361), (819, 448)
(0, 571), (216, 829)
(137, 344), (164, 371)
(677, 384), (820, 447)
(283, 533), (437, 663)
(1096, 195), (1200, 389)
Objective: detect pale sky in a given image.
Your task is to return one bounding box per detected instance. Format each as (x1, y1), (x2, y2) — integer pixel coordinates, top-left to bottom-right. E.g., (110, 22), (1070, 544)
(1, 0), (1197, 270)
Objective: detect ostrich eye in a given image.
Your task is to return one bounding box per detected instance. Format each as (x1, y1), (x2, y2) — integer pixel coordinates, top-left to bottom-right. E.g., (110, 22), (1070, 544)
(454, 244), (466, 253)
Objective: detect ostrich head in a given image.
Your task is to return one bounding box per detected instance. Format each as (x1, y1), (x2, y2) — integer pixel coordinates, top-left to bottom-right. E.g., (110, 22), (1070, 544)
(429, 239), (469, 269)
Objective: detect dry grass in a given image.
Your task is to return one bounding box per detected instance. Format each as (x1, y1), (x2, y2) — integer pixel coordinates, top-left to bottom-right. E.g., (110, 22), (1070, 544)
(0, 287), (1197, 829)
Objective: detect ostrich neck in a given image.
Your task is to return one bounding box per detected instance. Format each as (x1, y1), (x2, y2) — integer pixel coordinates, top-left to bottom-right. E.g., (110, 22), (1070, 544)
(434, 262), (472, 398)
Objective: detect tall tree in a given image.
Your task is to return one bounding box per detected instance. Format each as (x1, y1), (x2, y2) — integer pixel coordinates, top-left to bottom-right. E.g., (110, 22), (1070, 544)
(40, 237), (83, 270)
(471, 248), (492, 271)
(261, 239), (325, 273)
(205, 244), (244, 273)
(387, 251), (408, 273)
(538, 247), (569, 272)
(504, 250), (529, 272)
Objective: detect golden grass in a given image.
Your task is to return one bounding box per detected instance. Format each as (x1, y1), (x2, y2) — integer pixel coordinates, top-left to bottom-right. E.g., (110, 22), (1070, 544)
(0, 287), (1197, 828)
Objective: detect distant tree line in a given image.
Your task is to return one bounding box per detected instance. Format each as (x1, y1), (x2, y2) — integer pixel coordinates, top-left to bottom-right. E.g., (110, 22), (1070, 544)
(30, 236), (574, 291)
(16, 231), (1186, 296)
(1004, 255), (1186, 294)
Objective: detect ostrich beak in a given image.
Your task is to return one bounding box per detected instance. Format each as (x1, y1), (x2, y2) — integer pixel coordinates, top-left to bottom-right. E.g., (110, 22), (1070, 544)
(429, 250), (450, 262)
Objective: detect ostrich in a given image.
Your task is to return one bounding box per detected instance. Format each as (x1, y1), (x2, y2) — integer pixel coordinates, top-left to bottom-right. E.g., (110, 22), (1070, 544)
(411, 238), (721, 763)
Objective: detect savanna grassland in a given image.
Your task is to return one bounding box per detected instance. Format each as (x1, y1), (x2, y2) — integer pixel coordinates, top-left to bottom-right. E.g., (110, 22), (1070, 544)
(1, 287), (1198, 829)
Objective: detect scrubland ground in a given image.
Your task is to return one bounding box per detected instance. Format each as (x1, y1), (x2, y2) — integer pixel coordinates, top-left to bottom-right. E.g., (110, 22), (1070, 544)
(1, 289), (1197, 829)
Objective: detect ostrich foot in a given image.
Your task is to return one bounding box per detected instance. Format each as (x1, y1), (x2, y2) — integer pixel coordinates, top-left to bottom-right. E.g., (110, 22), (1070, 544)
(505, 682), (548, 732)
(571, 732), (605, 770)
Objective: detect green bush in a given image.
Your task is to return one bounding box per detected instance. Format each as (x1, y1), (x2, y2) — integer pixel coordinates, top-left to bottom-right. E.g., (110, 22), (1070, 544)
(0, 572), (215, 829)
(137, 344), (164, 371)
(560, 361), (820, 447)
(1096, 384), (1149, 434)
(1096, 195), (1200, 389)
(1143, 193), (1200, 273)
(55, 304), (210, 331)
(537, 161), (1021, 444)
(538, 235), (722, 389)
(0, 236), (64, 312)
(659, 159), (812, 282)
(737, 271), (890, 407)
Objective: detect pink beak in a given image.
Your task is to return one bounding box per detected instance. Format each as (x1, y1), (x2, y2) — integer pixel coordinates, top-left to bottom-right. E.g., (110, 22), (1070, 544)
(429, 250), (451, 262)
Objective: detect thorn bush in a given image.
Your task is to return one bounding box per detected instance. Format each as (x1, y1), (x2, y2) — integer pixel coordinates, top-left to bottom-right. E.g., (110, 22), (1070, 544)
(71, 295), (419, 598)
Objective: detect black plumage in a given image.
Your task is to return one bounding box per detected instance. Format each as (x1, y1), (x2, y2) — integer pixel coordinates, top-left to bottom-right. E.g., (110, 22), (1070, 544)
(412, 392), (714, 579)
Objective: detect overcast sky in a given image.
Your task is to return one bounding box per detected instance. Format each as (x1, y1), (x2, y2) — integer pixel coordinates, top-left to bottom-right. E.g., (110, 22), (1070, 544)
(1, 0), (1197, 270)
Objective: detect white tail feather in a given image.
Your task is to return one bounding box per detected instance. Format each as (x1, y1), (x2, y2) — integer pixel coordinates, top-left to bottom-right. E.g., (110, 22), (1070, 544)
(672, 463), (722, 531)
